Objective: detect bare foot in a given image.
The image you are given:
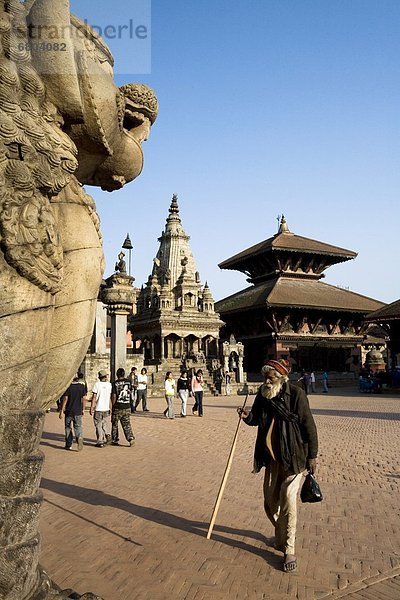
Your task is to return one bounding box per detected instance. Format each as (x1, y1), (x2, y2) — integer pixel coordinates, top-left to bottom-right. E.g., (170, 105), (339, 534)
(283, 554), (297, 573)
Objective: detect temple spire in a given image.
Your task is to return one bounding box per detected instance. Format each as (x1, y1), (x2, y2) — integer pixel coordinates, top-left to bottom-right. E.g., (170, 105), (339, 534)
(169, 193), (179, 215)
(166, 193), (182, 230)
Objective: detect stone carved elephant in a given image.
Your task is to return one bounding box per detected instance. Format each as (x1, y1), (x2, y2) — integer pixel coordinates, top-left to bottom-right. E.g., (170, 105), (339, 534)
(0, 1), (157, 598)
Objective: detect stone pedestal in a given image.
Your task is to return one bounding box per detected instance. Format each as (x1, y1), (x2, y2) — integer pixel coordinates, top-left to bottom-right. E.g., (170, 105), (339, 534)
(101, 273), (136, 381)
(0, 410), (45, 600)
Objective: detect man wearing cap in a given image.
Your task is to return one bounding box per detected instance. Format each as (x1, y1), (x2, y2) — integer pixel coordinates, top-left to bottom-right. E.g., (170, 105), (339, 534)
(90, 370), (112, 447)
(59, 374), (88, 451)
(238, 358), (318, 573)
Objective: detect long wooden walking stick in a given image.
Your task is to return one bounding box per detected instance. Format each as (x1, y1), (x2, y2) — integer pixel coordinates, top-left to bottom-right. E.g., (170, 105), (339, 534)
(206, 393), (249, 540)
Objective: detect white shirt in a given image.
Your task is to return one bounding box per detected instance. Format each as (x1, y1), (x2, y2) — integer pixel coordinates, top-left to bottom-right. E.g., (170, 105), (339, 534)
(92, 381), (112, 411)
(137, 374), (148, 390)
(310, 372), (316, 383)
(165, 379), (175, 395)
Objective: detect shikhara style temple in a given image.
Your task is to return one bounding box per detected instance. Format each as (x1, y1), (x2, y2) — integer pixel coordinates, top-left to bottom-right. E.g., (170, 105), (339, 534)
(216, 216), (385, 374)
(130, 195), (224, 364)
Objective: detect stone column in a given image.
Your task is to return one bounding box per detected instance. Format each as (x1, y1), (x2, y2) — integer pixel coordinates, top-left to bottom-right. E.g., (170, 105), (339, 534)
(110, 313), (129, 377)
(102, 273), (136, 381)
(94, 300), (107, 354)
(160, 335), (165, 360)
(238, 356), (244, 383)
(223, 355), (229, 373)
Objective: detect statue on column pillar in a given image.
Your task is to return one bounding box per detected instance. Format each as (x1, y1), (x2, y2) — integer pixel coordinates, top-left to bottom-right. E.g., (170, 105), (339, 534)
(115, 251), (127, 275)
(0, 1), (157, 598)
(102, 250), (137, 381)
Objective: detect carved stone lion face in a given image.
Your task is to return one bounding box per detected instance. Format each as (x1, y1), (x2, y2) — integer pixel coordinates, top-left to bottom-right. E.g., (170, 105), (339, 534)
(0, 0), (157, 407)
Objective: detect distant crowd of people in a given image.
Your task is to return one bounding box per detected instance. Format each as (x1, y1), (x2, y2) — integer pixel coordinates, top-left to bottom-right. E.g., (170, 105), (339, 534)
(58, 367), (207, 450)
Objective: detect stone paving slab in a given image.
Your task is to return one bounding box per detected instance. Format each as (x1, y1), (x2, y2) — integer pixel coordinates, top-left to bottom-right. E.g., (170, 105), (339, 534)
(39, 389), (400, 599)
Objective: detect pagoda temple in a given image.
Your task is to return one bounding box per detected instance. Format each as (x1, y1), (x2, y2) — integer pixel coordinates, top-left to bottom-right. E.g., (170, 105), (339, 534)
(130, 195), (224, 366)
(216, 216), (385, 374)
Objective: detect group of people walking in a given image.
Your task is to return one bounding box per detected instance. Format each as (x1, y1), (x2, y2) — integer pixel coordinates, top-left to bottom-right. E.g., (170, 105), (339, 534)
(163, 368), (204, 419)
(59, 367), (206, 449)
(59, 367), (141, 450)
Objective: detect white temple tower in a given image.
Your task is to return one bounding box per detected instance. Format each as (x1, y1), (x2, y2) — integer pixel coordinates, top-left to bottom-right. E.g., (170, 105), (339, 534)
(131, 195), (224, 366)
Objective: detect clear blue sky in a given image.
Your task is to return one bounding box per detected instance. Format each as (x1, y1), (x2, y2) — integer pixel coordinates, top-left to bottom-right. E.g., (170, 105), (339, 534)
(70, 0), (399, 303)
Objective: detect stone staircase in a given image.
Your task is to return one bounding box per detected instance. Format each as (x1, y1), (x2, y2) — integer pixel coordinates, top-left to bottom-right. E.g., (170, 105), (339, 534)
(146, 361), (219, 396)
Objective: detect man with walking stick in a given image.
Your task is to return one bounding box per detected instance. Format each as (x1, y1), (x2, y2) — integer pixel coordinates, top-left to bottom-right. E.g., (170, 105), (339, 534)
(238, 359), (318, 573)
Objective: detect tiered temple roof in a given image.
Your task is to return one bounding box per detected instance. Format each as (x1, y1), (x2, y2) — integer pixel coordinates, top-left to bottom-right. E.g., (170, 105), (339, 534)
(365, 298), (400, 322)
(219, 216), (357, 284)
(217, 278), (382, 315)
(217, 216), (382, 315)
(216, 216), (385, 372)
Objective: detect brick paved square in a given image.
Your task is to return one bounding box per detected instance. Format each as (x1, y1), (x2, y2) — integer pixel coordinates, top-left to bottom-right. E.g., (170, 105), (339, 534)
(39, 389), (400, 599)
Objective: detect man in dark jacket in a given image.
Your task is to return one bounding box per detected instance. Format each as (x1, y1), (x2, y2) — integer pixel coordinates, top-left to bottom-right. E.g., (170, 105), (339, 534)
(59, 374), (88, 451)
(238, 359), (318, 573)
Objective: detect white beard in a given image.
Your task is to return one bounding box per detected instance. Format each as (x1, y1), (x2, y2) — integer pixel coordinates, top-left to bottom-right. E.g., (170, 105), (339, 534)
(261, 380), (284, 399)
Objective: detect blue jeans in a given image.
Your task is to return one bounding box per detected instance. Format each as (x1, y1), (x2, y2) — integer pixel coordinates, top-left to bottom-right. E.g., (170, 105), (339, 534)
(65, 415), (83, 448)
(193, 391), (203, 416)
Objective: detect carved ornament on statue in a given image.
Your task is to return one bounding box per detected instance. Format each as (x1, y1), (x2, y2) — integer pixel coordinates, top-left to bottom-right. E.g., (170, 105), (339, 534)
(0, 1), (157, 599)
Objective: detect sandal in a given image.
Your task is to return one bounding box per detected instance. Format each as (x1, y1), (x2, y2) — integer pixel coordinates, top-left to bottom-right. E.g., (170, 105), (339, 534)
(283, 554), (297, 573)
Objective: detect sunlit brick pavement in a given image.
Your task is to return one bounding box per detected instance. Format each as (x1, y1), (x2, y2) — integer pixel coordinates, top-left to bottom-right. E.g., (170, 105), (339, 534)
(39, 388), (400, 600)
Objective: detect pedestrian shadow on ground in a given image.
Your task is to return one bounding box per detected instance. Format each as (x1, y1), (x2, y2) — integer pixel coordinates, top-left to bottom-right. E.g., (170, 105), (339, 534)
(41, 478), (282, 570)
(312, 408), (400, 421)
(131, 412), (174, 419)
(40, 431), (98, 449)
(41, 431), (65, 441)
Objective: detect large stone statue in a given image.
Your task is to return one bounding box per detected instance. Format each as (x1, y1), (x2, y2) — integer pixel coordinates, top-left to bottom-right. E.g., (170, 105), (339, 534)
(0, 1), (157, 599)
